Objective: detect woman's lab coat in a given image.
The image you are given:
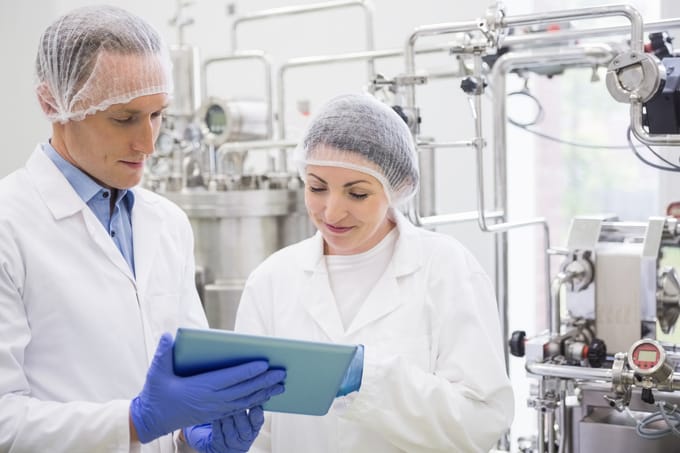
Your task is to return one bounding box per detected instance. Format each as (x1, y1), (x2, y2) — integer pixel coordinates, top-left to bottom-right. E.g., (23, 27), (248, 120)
(236, 209), (514, 453)
(0, 147), (208, 452)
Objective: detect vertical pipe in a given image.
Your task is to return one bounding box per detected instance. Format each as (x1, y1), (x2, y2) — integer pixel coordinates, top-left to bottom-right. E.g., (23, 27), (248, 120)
(537, 379), (546, 453)
(546, 410), (556, 453)
(231, 0), (376, 80)
(418, 145), (437, 217)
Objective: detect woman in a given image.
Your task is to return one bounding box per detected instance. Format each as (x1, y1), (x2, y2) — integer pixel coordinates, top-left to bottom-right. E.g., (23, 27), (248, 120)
(235, 93), (514, 453)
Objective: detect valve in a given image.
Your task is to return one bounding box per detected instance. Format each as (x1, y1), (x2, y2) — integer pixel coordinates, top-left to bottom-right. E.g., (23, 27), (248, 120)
(460, 76), (487, 95)
(586, 338), (607, 368)
(641, 387), (655, 404)
(509, 330), (526, 357)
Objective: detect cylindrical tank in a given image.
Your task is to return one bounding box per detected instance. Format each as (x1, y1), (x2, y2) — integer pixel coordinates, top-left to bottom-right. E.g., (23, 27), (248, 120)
(199, 97), (269, 144)
(169, 45), (202, 118)
(164, 188), (312, 329)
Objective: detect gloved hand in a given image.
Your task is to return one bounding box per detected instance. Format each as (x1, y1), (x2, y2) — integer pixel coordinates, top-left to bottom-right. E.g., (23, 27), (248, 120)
(183, 406), (266, 453)
(130, 333), (285, 443)
(336, 344), (364, 397)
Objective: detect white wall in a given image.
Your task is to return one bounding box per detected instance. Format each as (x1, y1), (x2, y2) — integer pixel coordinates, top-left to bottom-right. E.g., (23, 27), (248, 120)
(0, 1), (55, 175)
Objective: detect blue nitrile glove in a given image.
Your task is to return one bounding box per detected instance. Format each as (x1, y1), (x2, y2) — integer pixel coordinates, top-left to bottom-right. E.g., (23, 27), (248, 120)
(336, 344), (364, 397)
(183, 405), (266, 453)
(130, 333), (286, 444)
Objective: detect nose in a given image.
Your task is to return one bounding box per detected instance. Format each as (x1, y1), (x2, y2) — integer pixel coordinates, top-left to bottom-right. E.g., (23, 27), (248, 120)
(132, 117), (157, 155)
(323, 191), (347, 224)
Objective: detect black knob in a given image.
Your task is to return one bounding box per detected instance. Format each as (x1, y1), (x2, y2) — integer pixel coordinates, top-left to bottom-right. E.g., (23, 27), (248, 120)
(460, 76), (486, 95)
(587, 338), (607, 368)
(641, 388), (655, 404)
(509, 330), (526, 357)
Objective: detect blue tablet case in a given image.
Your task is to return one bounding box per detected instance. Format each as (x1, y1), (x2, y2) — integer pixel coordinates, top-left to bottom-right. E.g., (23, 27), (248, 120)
(173, 327), (358, 416)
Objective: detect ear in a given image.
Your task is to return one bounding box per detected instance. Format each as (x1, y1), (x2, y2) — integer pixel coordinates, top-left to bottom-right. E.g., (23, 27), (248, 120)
(36, 82), (58, 118)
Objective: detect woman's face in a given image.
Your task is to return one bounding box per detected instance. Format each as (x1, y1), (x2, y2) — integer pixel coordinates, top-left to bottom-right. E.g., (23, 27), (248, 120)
(304, 162), (394, 255)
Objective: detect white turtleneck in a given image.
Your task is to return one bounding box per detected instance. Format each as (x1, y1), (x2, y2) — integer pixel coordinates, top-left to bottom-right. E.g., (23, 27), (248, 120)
(324, 227), (399, 329)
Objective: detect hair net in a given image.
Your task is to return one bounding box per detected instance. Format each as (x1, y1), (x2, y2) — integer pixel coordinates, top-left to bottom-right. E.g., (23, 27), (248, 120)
(35, 5), (173, 123)
(293, 93), (419, 206)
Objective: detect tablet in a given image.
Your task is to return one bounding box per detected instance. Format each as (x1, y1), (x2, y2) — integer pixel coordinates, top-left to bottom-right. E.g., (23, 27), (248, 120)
(173, 327), (358, 416)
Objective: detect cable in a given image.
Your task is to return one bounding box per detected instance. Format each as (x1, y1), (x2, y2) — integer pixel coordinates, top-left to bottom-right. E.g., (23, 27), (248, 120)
(487, 77), (680, 163)
(511, 121), (631, 149)
(507, 89), (544, 127)
(626, 127), (680, 172)
(504, 88), (632, 150)
(629, 400), (680, 440)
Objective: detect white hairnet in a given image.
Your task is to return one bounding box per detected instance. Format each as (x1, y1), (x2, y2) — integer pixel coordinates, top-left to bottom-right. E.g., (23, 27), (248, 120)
(35, 5), (173, 123)
(294, 93), (419, 206)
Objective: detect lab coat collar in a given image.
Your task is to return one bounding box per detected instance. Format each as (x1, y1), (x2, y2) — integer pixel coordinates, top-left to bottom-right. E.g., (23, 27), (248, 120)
(297, 208), (423, 276)
(296, 208), (424, 339)
(26, 146), (163, 291)
(27, 145), (86, 220)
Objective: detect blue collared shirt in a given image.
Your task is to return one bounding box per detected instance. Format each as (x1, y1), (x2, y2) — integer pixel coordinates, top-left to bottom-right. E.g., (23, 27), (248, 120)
(42, 142), (136, 276)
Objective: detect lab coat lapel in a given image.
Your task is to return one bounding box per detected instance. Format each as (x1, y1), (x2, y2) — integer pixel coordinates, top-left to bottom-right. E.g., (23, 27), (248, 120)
(346, 210), (422, 336)
(345, 265), (402, 336)
(130, 189), (163, 299)
(298, 233), (346, 341)
(27, 147), (135, 281)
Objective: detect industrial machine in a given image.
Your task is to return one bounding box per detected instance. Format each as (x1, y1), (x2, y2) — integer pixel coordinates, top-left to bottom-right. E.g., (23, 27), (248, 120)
(147, 1), (680, 451)
(510, 217), (680, 452)
(144, 3), (313, 330)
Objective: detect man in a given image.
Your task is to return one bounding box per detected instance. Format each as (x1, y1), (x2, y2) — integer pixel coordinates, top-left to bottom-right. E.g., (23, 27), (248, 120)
(0, 5), (284, 452)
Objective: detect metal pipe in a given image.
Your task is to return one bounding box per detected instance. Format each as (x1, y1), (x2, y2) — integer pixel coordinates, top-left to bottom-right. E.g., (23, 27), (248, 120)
(202, 51), (274, 140)
(276, 45), (450, 141)
(490, 44), (614, 339)
(527, 362), (616, 381)
(558, 386), (568, 453)
(550, 272), (571, 338)
(546, 410), (556, 453)
(217, 140), (297, 153)
(274, 44), (455, 170)
(403, 19), (480, 111)
(537, 379), (546, 453)
(501, 4), (644, 52)
(630, 101), (680, 145)
(277, 49), (400, 143)
(417, 140), (474, 149)
(403, 4), (643, 113)
(528, 362), (680, 391)
(231, 0), (376, 80)
(418, 210), (504, 228)
(503, 18), (680, 50)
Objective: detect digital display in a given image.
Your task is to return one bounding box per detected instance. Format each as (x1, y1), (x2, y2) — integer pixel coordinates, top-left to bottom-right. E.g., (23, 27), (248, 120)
(637, 350), (658, 363)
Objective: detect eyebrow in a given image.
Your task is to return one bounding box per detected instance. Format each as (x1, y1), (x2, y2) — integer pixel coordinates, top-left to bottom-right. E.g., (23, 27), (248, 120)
(307, 172), (372, 187)
(112, 103), (170, 115)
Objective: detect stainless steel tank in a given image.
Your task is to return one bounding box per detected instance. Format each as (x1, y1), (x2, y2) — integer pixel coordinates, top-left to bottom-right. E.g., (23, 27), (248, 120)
(164, 188), (312, 330)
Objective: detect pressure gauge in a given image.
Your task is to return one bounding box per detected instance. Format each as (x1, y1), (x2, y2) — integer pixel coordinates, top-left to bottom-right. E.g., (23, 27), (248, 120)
(198, 97), (268, 146)
(627, 339), (673, 382)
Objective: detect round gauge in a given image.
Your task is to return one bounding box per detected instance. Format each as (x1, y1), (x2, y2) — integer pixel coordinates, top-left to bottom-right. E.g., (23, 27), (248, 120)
(627, 339), (670, 380)
(205, 104), (227, 135)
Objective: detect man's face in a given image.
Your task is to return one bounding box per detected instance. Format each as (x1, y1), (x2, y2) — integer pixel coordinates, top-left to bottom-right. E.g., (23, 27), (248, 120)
(55, 92), (168, 190)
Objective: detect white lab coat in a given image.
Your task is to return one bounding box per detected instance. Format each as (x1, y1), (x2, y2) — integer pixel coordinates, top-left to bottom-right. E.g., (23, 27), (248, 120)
(235, 209), (514, 453)
(0, 147), (208, 453)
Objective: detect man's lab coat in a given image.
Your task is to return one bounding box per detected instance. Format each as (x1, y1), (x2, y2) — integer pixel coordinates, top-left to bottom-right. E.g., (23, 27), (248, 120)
(236, 209), (514, 453)
(0, 147), (208, 452)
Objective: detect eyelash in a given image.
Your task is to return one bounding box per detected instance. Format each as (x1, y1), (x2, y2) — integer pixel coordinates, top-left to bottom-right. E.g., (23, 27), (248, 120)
(113, 111), (164, 125)
(308, 186), (368, 200)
